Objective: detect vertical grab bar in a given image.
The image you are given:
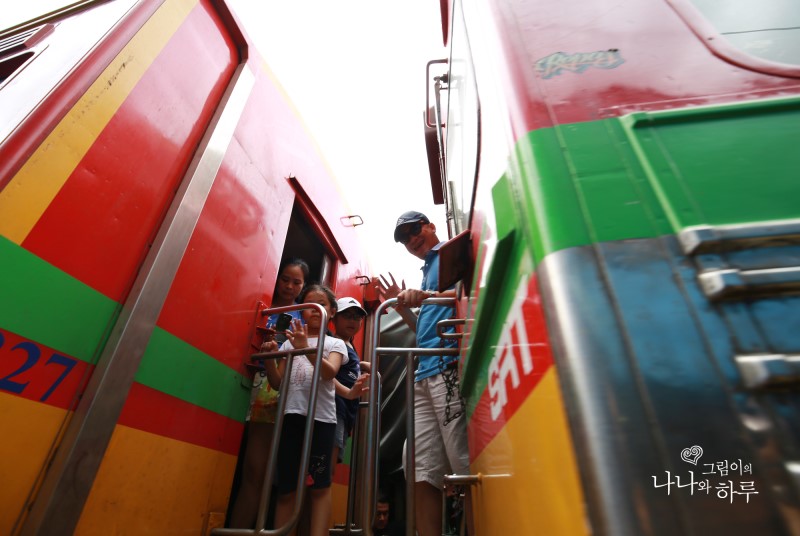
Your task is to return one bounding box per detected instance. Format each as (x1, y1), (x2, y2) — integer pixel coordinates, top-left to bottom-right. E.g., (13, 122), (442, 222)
(212, 303), (328, 536)
(361, 297), (459, 536)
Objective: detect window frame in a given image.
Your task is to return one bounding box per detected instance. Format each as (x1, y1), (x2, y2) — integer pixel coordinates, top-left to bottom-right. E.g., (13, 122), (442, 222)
(666, 0), (800, 78)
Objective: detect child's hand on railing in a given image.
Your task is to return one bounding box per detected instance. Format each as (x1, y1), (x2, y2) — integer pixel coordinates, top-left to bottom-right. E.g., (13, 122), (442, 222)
(260, 340), (278, 353)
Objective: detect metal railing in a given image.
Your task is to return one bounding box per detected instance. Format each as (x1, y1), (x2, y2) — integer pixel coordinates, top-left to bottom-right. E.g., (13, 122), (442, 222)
(212, 303), (328, 536)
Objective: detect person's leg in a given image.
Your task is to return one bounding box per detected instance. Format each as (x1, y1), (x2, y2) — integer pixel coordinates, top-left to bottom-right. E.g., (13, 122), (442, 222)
(433, 370), (474, 535)
(415, 481), (444, 536)
(408, 377), (448, 535)
(229, 422), (274, 528)
(275, 414), (304, 533)
(331, 415), (345, 477)
(306, 420), (336, 536)
(308, 487), (332, 536)
(274, 492), (297, 536)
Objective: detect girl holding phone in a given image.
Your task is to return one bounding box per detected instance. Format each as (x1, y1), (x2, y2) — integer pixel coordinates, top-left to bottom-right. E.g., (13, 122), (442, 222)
(262, 284), (346, 536)
(229, 258), (309, 528)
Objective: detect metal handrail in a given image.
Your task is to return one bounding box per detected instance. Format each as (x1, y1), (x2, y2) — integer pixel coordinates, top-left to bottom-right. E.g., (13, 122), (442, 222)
(212, 303), (328, 536)
(361, 297), (458, 536)
(442, 474), (481, 536)
(437, 318), (466, 340)
(329, 392), (377, 536)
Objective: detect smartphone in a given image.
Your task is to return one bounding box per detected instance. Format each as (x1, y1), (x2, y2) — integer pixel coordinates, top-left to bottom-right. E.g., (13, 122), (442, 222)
(274, 313), (293, 332)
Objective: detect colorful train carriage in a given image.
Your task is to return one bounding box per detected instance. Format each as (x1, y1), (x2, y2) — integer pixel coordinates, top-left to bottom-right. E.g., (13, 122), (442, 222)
(427, 0), (800, 534)
(0, 1), (370, 534)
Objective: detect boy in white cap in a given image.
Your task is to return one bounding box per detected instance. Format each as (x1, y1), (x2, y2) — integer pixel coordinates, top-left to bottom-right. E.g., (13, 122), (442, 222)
(331, 297), (371, 466)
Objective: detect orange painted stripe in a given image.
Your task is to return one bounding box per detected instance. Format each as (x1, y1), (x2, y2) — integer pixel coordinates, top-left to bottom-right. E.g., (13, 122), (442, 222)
(0, 0), (199, 244)
(0, 393), (69, 535)
(470, 369), (588, 535)
(76, 424), (236, 534)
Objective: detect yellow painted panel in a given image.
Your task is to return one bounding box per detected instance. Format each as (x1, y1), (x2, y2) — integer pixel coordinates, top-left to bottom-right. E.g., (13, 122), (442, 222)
(76, 425), (237, 535)
(330, 481), (349, 528)
(0, 0), (198, 244)
(0, 393), (70, 535)
(471, 369), (589, 535)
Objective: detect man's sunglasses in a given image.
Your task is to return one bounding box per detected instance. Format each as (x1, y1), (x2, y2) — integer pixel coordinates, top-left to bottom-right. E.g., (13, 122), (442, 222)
(398, 222), (424, 245)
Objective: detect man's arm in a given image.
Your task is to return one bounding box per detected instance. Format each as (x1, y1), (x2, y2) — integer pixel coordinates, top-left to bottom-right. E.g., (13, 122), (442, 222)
(396, 288), (456, 308)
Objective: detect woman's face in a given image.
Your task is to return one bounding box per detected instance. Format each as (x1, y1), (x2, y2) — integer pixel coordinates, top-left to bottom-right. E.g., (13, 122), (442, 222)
(301, 290), (334, 331)
(275, 264), (305, 304)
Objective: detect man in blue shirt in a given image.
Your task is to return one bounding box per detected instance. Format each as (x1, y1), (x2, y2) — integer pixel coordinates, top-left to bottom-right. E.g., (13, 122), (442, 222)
(387, 210), (471, 536)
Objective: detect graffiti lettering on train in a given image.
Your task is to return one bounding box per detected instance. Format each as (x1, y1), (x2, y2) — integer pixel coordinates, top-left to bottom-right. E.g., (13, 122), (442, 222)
(0, 329), (85, 405)
(487, 276), (549, 420)
(535, 49), (625, 79)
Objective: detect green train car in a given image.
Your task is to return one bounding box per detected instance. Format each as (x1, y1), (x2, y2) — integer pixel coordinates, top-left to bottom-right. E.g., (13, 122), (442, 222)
(420, 0), (800, 533)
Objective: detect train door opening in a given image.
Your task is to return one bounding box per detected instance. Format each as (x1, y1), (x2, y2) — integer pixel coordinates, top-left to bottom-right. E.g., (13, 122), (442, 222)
(225, 196), (335, 529)
(283, 202), (335, 287)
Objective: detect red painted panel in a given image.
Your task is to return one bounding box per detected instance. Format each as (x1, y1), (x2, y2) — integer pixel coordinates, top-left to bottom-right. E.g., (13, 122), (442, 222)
(157, 129), (293, 370)
(485, 0), (800, 137)
(22, 2), (237, 302)
(119, 382), (243, 455)
(332, 462), (350, 486)
(467, 274), (553, 460)
(157, 63), (370, 367)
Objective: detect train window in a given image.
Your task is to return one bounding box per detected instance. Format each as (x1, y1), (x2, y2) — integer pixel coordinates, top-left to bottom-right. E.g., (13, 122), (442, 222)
(445, 0), (481, 236)
(0, 51), (34, 86)
(0, 24), (53, 89)
(672, 0), (800, 73)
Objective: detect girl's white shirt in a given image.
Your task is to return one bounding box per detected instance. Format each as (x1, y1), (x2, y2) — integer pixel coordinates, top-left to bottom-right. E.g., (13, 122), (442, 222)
(279, 336), (348, 423)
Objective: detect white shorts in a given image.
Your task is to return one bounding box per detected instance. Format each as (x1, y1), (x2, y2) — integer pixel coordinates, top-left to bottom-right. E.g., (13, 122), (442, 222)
(402, 372), (470, 489)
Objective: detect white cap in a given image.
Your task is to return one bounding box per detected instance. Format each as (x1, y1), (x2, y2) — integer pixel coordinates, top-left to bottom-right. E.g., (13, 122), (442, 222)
(336, 296), (367, 316)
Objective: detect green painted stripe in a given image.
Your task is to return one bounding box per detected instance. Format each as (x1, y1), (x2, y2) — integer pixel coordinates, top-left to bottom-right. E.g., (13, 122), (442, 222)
(621, 96), (800, 232)
(0, 237), (249, 421)
(135, 327), (250, 421)
(463, 97), (800, 417)
(461, 174), (527, 416)
(514, 97), (800, 263)
(0, 236), (119, 362)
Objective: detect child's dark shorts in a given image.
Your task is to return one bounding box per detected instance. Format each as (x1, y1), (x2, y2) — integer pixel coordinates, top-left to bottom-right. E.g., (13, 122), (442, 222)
(276, 413), (336, 494)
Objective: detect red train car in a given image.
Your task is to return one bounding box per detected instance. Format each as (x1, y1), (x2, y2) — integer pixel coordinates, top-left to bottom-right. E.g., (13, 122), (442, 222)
(0, 0), (370, 533)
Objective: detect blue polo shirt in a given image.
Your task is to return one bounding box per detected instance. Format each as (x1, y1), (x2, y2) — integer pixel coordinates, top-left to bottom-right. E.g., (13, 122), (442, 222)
(415, 242), (458, 382)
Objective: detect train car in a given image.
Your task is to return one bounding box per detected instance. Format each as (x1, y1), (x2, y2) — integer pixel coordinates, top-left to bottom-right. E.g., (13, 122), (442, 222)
(423, 0), (800, 534)
(0, 1), (371, 534)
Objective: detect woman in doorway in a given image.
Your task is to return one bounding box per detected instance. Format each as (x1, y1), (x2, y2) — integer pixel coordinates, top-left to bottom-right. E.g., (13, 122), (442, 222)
(229, 258), (309, 528)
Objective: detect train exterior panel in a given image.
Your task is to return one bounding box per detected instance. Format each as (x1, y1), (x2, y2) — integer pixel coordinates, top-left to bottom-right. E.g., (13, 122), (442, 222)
(0, 1), (368, 534)
(434, 0), (800, 533)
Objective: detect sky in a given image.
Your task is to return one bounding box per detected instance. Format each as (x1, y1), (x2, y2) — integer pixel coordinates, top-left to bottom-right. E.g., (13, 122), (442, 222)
(225, 0), (449, 288)
(4, 0), (448, 287)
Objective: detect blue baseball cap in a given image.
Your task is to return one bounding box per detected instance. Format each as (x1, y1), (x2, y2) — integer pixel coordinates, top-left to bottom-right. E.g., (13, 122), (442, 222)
(393, 211), (430, 242)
